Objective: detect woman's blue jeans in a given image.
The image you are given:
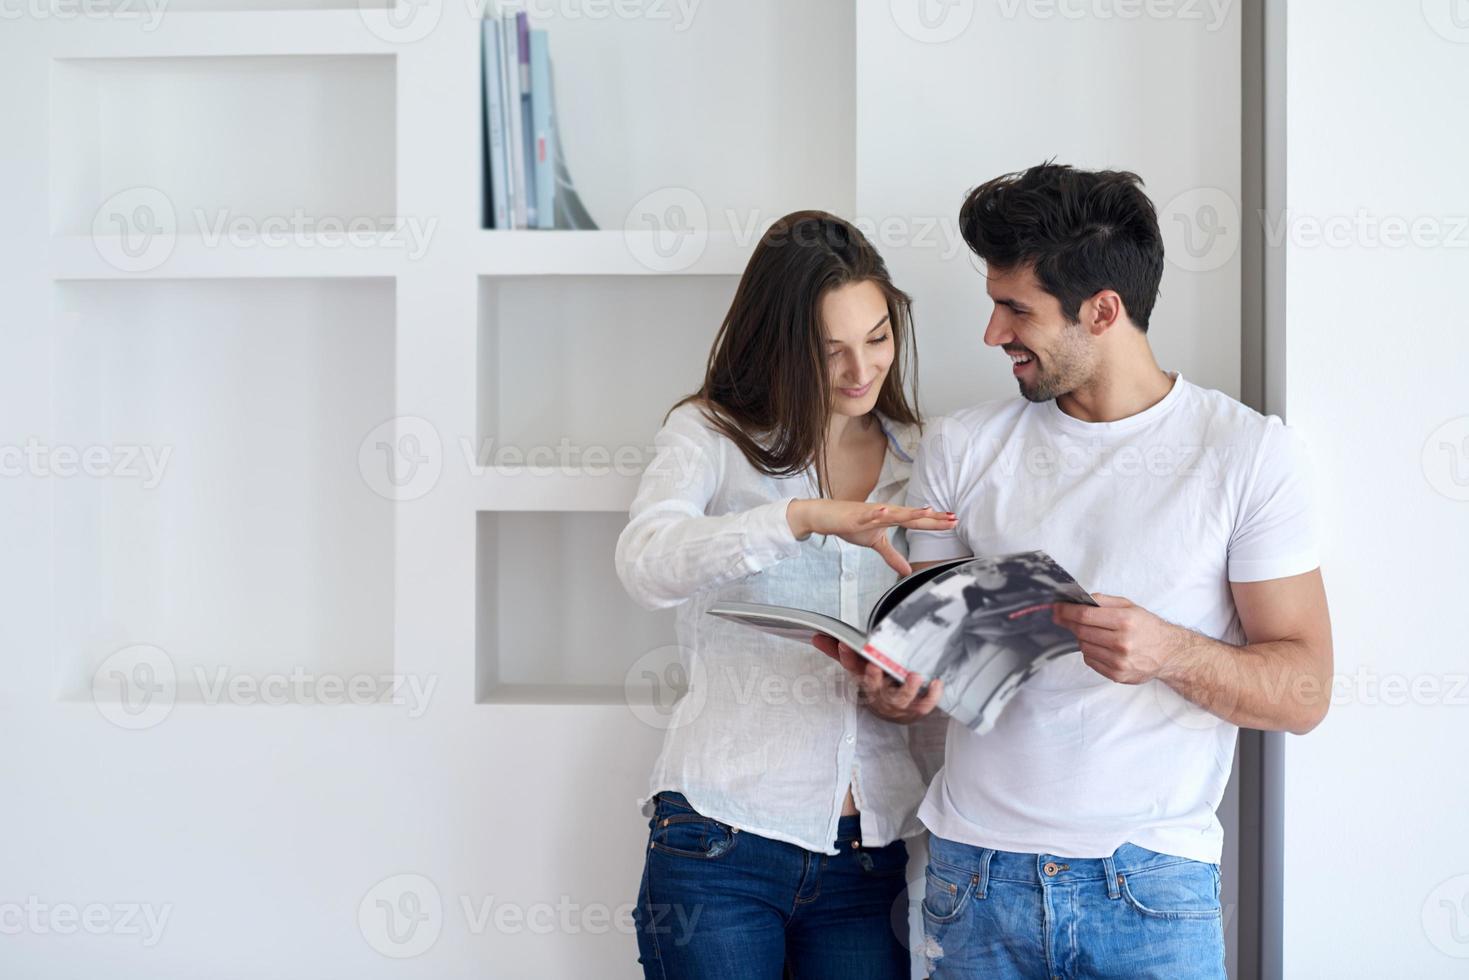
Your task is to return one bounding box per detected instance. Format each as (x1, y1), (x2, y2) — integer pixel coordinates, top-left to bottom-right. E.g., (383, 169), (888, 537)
(633, 792), (911, 979)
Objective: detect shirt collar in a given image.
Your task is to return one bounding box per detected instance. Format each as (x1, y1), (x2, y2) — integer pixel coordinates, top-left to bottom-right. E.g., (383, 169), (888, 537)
(873, 411), (919, 465)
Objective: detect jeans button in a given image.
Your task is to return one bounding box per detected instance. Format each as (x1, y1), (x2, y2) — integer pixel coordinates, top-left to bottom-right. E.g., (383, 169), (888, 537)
(1043, 861), (1059, 877)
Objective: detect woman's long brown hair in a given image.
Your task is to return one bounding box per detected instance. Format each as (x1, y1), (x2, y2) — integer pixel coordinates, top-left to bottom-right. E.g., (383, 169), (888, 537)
(673, 210), (921, 496)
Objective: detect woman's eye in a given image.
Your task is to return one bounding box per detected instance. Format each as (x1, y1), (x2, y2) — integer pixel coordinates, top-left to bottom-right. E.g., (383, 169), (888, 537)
(867, 334), (889, 345)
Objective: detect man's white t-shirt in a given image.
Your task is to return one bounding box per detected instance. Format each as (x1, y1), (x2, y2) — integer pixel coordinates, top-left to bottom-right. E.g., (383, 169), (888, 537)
(905, 373), (1318, 864)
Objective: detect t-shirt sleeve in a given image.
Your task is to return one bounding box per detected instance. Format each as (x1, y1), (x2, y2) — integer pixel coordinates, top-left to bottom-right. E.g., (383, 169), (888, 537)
(1227, 419), (1320, 583)
(905, 416), (971, 564)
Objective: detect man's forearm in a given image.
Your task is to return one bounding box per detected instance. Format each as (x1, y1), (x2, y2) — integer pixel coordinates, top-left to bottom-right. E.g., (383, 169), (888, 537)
(1160, 629), (1331, 735)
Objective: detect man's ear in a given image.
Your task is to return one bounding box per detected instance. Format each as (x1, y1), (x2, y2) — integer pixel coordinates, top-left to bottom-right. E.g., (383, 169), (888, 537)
(1083, 289), (1126, 336)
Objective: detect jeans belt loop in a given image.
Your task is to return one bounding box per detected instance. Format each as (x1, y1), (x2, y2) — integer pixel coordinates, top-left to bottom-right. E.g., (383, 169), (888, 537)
(975, 848), (995, 900)
(1103, 854), (1121, 900)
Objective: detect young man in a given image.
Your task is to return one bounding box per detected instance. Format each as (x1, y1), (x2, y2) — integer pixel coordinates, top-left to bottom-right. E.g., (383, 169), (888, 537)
(821, 163), (1332, 978)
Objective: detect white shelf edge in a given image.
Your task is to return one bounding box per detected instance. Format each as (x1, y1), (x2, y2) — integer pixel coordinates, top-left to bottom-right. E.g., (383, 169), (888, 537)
(476, 684), (637, 706)
(473, 230), (751, 277)
(48, 10), (401, 59)
(50, 234), (406, 280)
(471, 469), (640, 513)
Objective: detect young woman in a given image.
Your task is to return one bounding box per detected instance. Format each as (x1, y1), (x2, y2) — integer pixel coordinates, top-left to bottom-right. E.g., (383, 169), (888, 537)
(616, 211), (956, 978)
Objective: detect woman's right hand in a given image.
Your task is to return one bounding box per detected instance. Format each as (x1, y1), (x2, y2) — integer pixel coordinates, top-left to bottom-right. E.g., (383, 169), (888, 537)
(786, 500), (957, 576)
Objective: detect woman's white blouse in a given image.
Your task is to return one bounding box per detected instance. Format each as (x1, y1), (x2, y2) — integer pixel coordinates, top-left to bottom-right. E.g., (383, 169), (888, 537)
(615, 402), (929, 855)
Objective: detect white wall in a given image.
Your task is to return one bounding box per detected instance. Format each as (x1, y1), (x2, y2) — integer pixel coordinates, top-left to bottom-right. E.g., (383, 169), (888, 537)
(1279, 2), (1469, 975)
(1, 3), (1252, 978)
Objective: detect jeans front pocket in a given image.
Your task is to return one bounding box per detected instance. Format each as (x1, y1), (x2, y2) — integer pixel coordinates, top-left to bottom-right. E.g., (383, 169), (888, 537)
(921, 861), (976, 924)
(1118, 861), (1222, 920)
(649, 811), (739, 860)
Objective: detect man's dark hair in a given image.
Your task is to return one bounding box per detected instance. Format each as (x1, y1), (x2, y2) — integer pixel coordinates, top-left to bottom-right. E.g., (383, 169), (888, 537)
(958, 163), (1165, 331)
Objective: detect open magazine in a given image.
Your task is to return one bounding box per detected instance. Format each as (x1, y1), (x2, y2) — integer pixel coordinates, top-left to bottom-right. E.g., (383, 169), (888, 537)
(707, 551), (1097, 734)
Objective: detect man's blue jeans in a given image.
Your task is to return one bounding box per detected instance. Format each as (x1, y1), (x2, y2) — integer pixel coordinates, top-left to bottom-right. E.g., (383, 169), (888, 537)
(633, 792), (911, 979)
(921, 835), (1226, 979)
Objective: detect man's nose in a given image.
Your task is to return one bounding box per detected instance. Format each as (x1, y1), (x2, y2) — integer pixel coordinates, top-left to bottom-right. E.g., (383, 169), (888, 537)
(983, 311), (1011, 347)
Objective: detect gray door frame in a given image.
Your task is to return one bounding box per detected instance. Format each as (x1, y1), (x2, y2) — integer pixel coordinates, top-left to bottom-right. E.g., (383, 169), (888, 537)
(1238, 1), (1288, 977)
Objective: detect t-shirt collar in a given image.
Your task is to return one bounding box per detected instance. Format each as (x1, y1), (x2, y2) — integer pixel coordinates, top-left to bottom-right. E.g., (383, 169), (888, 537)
(1042, 371), (1187, 436)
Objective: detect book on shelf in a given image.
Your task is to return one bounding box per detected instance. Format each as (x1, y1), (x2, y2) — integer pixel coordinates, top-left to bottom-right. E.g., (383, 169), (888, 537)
(499, 10), (527, 229)
(516, 11), (538, 227)
(481, 6), (597, 230)
(481, 19), (509, 230)
(708, 551), (1099, 735)
(529, 28), (554, 230)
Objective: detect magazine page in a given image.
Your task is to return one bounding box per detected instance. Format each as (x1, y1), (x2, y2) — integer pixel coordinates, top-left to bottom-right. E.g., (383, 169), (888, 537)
(864, 555), (976, 634)
(704, 603), (870, 660)
(862, 551), (1097, 733)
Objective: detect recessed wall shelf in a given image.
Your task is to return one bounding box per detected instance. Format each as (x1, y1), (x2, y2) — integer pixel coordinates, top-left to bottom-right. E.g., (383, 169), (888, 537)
(50, 54), (396, 237)
(475, 511), (678, 704)
(52, 278), (397, 703)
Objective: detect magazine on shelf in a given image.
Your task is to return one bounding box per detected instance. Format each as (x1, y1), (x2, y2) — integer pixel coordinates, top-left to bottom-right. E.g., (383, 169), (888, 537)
(707, 551), (1098, 734)
(481, 19), (510, 230)
(499, 6), (527, 229)
(480, 7), (598, 230)
(528, 28), (555, 229)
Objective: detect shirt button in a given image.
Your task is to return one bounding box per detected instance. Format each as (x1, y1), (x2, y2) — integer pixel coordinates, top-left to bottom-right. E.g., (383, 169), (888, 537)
(844, 733), (855, 744)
